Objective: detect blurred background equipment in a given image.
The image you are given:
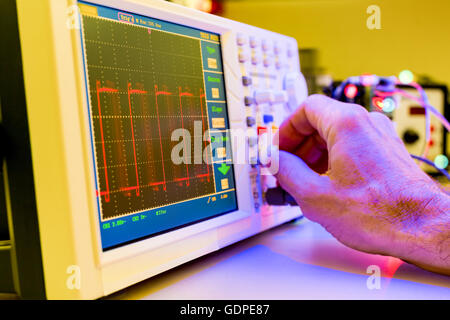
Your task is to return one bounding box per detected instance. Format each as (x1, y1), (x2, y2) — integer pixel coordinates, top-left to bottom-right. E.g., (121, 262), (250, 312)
(167, 0), (223, 14)
(323, 72), (449, 178)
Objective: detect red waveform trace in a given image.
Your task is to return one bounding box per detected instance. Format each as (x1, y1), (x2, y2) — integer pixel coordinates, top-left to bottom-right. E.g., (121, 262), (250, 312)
(83, 16), (221, 220)
(155, 89), (172, 96)
(154, 84), (170, 191)
(96, 190), (109, 197)
(94, 81), (214, 205)
(120, 186), (139, 192)
(199, 88), (210, 182)
(97, 86), (119, 93)
(178, 86), (192, 186)
(148, 181), (165, 187)
(127, 82), (148, 197)
(96, 80), (118, 203)
(129, 88), (148, 95)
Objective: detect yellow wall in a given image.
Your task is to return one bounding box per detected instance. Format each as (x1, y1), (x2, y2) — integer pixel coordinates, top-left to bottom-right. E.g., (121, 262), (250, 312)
(222, 0), (450, 87)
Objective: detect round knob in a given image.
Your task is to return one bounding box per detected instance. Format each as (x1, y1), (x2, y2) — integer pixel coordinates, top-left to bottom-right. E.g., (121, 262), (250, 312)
(283, 72), (308, 111)
(273, 91), (288, 104)
(403, 129), (419, 144)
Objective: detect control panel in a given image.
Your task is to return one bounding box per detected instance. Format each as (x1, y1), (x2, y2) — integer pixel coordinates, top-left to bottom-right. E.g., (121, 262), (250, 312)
(233, 31), (308, 214)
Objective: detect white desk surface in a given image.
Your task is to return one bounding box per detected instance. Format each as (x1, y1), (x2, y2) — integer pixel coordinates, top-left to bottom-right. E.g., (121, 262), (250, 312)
(108, 218), (450, 300)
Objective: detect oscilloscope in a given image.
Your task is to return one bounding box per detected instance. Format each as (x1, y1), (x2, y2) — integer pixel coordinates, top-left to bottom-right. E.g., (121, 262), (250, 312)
(0, 0), (308, 299)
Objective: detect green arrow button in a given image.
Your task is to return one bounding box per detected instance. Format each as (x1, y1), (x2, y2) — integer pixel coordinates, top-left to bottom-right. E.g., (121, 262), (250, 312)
(218, 163), (230, 175)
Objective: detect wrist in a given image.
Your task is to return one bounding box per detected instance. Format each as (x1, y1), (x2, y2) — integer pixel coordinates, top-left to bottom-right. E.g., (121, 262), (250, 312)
(389, 186), (450, 274)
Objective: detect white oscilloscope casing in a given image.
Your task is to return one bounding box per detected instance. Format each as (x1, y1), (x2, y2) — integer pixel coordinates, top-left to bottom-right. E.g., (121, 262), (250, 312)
(14, 0), (307, 298)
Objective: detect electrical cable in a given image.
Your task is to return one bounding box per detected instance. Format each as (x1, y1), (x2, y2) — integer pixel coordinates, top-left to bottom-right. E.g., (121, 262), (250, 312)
(410, 154), (450, 181)
(397, 81), (432, 157)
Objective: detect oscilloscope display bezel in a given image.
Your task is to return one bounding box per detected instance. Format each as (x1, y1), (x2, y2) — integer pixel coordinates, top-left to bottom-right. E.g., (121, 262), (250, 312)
(77, 0), (243, 251)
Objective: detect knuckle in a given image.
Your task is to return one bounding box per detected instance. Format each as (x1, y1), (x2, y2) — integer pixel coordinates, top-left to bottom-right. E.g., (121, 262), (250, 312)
(336, 104), (369, 129)
(370, 111), (390, 124)
(369, 111), (398, 138)
(304, 94), (332, 109)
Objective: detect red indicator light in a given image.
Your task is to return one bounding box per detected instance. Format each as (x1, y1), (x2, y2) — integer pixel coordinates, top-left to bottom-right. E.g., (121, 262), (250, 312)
(344, 84), (358, 99)
(372, 97), (384, 110)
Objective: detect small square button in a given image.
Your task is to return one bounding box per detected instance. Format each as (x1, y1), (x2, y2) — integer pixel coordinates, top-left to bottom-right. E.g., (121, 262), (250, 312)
(216, 147), (226, 158)
(212, 118), (225, 128)
(207, 58), (218, 69)
(221, 178), (229, 190)
(211, 88), (220, 99)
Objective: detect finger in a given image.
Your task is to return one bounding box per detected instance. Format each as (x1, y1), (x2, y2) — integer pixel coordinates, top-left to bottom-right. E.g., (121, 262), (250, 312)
(275, 150), (331, 202)
(279, 94), (369, 152)
(292, 134), (327, 171)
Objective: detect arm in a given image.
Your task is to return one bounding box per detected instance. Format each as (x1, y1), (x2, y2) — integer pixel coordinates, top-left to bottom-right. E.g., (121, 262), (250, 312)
(274, 94), (450, 275)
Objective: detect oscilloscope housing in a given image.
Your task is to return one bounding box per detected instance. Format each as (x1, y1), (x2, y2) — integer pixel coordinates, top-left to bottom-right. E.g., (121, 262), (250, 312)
(0, 0), (306, 299)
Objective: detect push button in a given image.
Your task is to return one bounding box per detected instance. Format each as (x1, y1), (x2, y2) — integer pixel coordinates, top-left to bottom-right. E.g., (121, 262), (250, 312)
(262, 40), (270, 52)
(238, 51), (248, 63)
(263, 114), (274, 124)
(237, 34), (246, 46)
(244, 96), (254, 106)
(274, 44), (281, 55)
(251, 53), (260, 65)
(242, 76), (252, 86)
(275, 60), (282, 69)
(248, 136), (258, 147)
(246, 116), (256, 127)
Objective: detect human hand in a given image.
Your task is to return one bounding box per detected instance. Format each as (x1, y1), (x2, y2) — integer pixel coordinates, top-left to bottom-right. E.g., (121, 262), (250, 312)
(275, 94), (450, 274)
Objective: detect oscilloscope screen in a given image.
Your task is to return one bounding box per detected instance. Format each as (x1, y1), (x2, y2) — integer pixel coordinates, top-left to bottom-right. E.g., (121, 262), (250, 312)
(80, 6), (236, 229)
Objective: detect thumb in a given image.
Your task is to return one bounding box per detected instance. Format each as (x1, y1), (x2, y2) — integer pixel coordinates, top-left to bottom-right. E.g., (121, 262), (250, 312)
(274, 150), (331, 202)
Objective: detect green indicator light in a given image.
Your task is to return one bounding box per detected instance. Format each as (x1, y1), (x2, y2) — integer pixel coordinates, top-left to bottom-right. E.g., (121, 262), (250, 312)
(399, 70), (414, 84)
(206, 46), (216, 54)
(207, 76), (220, 83)
(382, 98), (396, 113)
(434, 154), (449, 170)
